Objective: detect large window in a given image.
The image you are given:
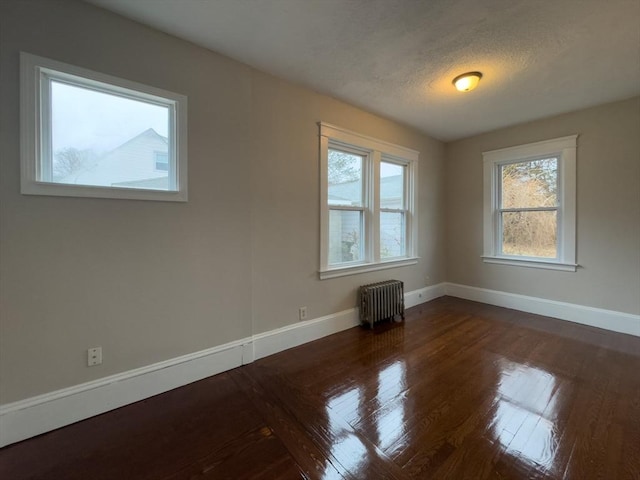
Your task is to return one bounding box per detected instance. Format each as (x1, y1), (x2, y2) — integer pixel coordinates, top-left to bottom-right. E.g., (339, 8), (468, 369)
(483, 135), (578, 271)
(320, 123), (418, 279)
(20, 52), (187, 201)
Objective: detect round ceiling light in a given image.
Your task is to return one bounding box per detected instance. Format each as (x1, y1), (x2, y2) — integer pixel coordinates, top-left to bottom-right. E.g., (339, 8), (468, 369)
(452, 71), (483, 92)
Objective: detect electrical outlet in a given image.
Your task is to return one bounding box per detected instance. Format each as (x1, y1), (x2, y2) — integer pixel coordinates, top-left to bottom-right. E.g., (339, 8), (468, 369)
(299, 307), (307, 321)
(88, 347), (102, 366)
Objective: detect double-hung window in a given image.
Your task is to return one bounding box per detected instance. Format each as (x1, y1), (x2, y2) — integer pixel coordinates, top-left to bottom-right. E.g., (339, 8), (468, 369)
(20, 52), (187, 201)
(482, 135), (578, 271)
(319, 123), (418, 279)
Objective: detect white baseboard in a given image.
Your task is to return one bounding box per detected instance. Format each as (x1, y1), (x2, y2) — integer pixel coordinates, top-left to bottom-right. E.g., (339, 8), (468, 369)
(405, 283), (446, 308)
(252, 307), (360, 360)
(0, 286), (438, 448)
(0, 338), (249, 448)
(445, 283), (640, 337)
(251, 283), (446, 360)
(10, 283), (633, 448)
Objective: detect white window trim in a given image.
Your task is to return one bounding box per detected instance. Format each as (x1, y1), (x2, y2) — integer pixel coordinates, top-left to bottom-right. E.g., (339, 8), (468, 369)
(319, 122), (419, 280)
(482, 135), (578, 272)
(20, 52), (188, 202)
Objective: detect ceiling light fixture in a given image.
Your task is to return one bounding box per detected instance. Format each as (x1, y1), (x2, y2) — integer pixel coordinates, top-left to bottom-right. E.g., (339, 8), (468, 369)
(452, 71), (483, 92)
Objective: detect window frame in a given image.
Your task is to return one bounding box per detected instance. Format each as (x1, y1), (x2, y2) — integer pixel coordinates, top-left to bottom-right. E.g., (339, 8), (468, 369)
(379, 157), (409, 260)
(319, 122), (419, 280)
(482, 135), (578, 271)
(326, 144), (368, 267)
(20, 52), (188, 202)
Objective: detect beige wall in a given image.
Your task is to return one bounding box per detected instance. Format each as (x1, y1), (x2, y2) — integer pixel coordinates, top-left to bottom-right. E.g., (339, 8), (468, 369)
(249, 70), (445, 334)
(2, 0), (636, 407)
(445, 97), (640, 316)
(0, 0), (445, 403)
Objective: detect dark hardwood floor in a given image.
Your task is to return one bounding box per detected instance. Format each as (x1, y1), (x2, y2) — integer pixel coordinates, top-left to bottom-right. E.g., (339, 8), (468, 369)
(1, 296), (639, 479)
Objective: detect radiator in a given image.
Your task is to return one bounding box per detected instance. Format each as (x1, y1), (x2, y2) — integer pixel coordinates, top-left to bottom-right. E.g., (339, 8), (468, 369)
(358, 280), (405, 328)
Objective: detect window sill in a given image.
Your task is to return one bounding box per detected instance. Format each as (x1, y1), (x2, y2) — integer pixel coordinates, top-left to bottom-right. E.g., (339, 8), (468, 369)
(482, 256), (578, 272)
(22, 181), (187, 202)
(319, 257), (419, 280)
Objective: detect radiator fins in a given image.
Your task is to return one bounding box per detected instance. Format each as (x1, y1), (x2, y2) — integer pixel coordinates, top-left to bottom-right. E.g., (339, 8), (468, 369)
(358, 280), (405, 328)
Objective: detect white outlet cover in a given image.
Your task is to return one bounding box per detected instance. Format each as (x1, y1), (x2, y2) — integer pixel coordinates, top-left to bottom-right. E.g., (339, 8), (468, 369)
(88, 347), (102, 366)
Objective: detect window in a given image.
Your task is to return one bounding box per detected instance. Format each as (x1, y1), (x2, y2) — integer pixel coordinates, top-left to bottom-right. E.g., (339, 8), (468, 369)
(380, 161), (407, 259)
(154, 152), (169, 172)
(320, 123), (418, 279)
(20, 52), (187, 201)
(482, 135), (578, 271)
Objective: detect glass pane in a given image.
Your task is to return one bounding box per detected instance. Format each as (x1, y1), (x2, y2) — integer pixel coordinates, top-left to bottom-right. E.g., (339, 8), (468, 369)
(154, 152), (169, 171)
(502, 211), (557, 258)
(380, 161), (404, 209)
(380, 211), (406, 259)
(328, 210), (363, 265)
(501, 158), (557, 209)
(50, 80), (171, 190)
(327, 149), (363, 206)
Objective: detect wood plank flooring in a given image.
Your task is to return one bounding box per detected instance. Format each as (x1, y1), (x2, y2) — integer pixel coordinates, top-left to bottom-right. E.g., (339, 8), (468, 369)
(1, 296), (639, 479)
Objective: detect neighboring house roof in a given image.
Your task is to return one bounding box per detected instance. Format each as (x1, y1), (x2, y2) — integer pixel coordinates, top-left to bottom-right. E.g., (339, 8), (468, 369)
(328, 180), (361, 204)
(328, 175), (403, 207)
(58, 128), (169, 189)
(108, 128), (168, 152)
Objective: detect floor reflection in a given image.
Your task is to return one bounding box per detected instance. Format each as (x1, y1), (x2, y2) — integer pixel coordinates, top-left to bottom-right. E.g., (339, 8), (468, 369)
(322, 358), (409, 478)
(491, 359), (562, 472)
(375, 361), (408, 451)
(323, 387), (368, 478)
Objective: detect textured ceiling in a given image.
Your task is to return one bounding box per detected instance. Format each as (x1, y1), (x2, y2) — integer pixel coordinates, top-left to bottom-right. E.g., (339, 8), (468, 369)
(86, 0), (640, 141)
